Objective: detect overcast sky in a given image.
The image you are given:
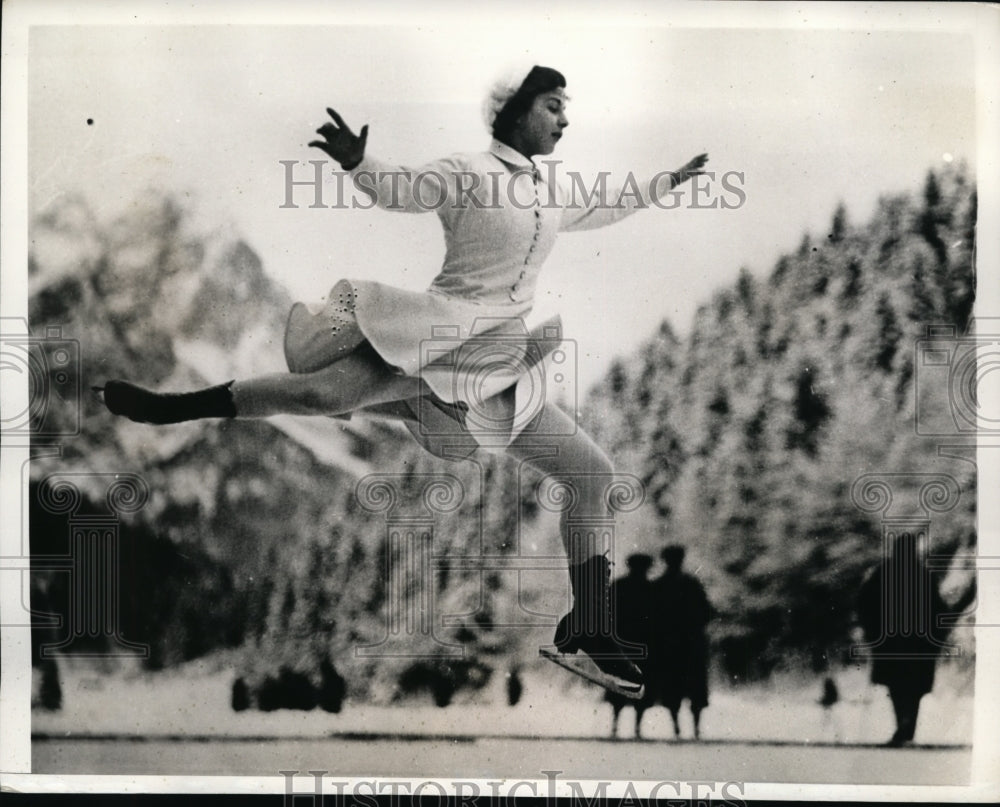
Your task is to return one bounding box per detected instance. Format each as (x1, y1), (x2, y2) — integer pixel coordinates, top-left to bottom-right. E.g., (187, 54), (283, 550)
(25, 6), (983, 390)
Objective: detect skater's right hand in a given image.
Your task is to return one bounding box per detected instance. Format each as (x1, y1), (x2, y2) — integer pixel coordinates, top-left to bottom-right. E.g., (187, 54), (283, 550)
(309, 108), (368, 170)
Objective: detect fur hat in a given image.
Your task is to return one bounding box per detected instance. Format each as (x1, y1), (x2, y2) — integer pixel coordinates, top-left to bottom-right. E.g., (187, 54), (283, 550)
(482, 64), (567, 138)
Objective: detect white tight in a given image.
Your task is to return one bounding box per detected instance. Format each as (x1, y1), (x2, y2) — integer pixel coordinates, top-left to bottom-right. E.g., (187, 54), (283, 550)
(231, 342), (428, 417)
(503, 402), (616, 566)
(230, 345), (615, 566)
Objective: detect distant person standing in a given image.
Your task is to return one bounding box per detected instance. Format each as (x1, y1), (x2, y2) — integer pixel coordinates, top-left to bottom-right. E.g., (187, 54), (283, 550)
(817, 676), (842, 742)
(856, 531), (974, 747)
(653, 544), (712, 739)
(605, 553), (656, 738)
(506, 665), (524, 707)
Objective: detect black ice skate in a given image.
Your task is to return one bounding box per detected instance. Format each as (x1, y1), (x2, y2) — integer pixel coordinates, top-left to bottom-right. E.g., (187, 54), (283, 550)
(95, 379), (236, 424)
(542, 554), (645, 700)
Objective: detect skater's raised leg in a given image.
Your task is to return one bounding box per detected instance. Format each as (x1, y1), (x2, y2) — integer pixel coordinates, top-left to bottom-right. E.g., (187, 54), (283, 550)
(506, 402), (642, 692)
(233, 342), (426, 417)
(101, 378), (238, 424)
(100, 341), (427, 424)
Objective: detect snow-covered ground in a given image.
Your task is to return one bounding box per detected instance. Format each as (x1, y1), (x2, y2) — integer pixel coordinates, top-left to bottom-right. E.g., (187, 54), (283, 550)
(32, 656), (974, 747)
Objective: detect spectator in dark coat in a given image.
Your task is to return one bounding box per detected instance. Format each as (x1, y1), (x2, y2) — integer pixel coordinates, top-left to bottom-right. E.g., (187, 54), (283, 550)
(652, 544), (712, 739)
(605, 553), (656, 738)
(506, 665), (524, 707)
(857, 531), (975, 747)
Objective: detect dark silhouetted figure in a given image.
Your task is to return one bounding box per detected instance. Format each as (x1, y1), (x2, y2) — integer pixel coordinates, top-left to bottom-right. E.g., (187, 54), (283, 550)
(30, 573), (63, 711)
(818, 676), (841, 741)
(399, 661), (458, 707)
(318, 658), (346, 714)
(238, 657), (346, 713)
(652, 544), (712, 739)
(506, 665), (524, 706)
(857, 531), (975, 747)
(397, 659), (491, 707)
(819, 676), (840, 708)
(35, 659), (63, 711)
(605, 553), (656, 738)
(231, 676), (251, 712)
(255, 673), (284, 711)
(256, 667), (318, 711)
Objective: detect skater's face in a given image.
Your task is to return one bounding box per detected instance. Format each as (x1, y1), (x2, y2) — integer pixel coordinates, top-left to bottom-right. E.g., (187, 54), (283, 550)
(512, 91), (569, 156)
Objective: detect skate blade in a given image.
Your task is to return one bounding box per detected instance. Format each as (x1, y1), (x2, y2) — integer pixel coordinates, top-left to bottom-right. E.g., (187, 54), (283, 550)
(540, 647), (644, 700)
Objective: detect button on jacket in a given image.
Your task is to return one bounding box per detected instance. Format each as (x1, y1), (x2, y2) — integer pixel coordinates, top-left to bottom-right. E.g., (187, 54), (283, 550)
(336, 139), (666, 449)
(350, 139), (655, 305)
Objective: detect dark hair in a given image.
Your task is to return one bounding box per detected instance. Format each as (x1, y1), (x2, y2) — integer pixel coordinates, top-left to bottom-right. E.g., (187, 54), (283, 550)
(492, 65), (566, 141)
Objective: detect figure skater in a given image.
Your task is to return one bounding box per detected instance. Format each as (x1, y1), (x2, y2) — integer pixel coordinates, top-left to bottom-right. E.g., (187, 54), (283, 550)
(97, 65), (708, 697)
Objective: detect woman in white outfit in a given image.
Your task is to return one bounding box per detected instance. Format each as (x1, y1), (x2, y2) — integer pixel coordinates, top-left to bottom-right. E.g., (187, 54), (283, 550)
(100, 65), (708, 695)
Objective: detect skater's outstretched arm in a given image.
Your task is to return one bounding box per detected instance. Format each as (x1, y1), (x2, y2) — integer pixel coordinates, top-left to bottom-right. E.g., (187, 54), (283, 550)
(560, 152), (709, 232)
(309, 107), (465, 214)
(649, 152), (710, 204)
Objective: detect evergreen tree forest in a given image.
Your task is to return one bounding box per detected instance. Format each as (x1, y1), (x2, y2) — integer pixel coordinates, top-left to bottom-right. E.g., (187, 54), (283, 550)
(582, 165), (977, 679)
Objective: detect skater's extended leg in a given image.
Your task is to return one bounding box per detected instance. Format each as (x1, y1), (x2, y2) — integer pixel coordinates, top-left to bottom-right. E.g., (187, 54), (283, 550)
(505, 402), (616, 562)
(101, 341), (427, 423)
(506, 403), (642, 692)
(233, 342), (426, 417)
